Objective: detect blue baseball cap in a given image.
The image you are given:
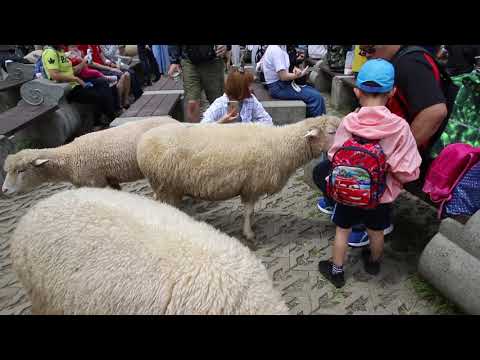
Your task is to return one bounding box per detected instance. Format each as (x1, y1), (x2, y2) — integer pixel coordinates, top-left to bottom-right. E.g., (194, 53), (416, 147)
(356, 59), (395, 93)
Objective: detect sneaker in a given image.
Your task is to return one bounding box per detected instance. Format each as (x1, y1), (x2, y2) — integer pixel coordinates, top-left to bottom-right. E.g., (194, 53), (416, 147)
(384, 223), (394, 236)
(347, 230), (370, 247)
(361, 248), (381, 275)
(317, 197), (334, 215)
(318, 260), (345, 288)
(351, 223), (394, 236)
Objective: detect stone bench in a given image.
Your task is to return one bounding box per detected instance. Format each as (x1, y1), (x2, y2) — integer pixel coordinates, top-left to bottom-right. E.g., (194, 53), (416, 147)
(419, 211), (480, 314)
(250, 82), (306, 125)
(0, 62), (35, 113)
(2, 79), (97, 148)
(309, 62), (357, 112)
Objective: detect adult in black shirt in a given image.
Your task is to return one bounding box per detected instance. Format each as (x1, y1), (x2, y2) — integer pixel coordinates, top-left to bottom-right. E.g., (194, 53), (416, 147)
(361, 45), (448, 152)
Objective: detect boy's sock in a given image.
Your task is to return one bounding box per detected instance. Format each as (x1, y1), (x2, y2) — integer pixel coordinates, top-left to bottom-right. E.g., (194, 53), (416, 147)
(318, 260), (345, 288)
(362, 248), (381, 275)
(331, 263), (344, 275)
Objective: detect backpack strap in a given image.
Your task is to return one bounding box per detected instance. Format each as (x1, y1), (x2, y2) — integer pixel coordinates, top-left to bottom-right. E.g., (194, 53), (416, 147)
(352, 134), (379, 145)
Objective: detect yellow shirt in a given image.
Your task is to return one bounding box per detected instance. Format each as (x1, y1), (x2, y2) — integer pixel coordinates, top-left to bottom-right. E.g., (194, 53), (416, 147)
(352, 45), (367, 74)
(42, 48), (79, 88)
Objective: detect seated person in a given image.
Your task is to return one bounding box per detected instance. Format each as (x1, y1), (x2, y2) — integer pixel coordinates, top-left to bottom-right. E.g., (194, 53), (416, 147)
(100, 45), (132, 67)
(42, 45), (118, 126)
(201, 67), (272, 125)
(261, 45), (326, 117)
(77, 45), (133, 109)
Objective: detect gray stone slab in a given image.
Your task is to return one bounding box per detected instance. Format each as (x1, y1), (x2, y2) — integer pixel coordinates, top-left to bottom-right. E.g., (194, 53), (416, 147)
(143, 90), (184, 95)
(419, 233), (480, 314)
(331, 75), (356, 112)
(261, 100), (306, 125)
(109, 115), (177, 128)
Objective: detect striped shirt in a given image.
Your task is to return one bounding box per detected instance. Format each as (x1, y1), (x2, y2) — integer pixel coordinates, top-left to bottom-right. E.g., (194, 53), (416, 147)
(201, 94), (273, 125)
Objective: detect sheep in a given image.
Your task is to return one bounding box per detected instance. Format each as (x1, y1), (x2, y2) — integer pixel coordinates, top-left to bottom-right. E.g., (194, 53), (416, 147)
(11, 187), (288, 315)
(137, 115), (341, 240)
(2, 116), (180, 195)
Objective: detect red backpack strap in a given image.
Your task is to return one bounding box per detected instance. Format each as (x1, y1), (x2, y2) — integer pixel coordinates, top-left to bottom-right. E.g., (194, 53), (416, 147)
(422, 52), (441, 83)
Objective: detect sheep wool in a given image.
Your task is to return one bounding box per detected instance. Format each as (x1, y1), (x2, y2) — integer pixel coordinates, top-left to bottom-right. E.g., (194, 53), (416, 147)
(2, 116), (180, 194)
(137, 116), (341, 239)
(11, 188), (288, 315)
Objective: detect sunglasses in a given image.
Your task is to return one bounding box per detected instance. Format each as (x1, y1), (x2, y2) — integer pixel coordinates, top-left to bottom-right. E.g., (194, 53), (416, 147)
(359, 45), (377, 57)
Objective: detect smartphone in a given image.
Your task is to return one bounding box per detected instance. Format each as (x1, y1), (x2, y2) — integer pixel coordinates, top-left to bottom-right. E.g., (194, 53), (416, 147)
(227, 100), (239, 114)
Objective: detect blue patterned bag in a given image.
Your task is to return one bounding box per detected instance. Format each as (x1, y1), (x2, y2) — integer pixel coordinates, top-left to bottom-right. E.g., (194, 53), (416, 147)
(445, 161), (480, 217)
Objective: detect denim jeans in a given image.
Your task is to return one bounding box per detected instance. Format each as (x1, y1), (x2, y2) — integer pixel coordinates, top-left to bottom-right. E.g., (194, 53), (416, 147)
(267, 80), (326, 117)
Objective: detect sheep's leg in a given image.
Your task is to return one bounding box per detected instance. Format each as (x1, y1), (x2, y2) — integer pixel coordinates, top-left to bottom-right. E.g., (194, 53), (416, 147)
(106, 177), (121, 191)
(154, 190), (182, 208)
(241, 199), (256, 241)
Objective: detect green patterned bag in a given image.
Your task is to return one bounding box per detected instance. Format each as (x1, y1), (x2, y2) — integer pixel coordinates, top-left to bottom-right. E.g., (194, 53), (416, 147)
(432, 70), (480, 157)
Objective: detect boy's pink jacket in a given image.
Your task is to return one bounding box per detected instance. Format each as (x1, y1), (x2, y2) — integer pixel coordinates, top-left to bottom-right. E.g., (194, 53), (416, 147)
(328, 106), (422, 203)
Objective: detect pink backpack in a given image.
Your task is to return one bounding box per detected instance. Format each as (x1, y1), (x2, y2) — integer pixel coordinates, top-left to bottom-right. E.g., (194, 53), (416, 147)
(423, 143), (480, 216)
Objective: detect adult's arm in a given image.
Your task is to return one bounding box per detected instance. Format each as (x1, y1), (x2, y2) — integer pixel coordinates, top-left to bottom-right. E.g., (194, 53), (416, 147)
(200, 97), (224, 123)
(395, 55), (448, 148)
(410, 103), (448, 148)
(47, 68), (83, 86)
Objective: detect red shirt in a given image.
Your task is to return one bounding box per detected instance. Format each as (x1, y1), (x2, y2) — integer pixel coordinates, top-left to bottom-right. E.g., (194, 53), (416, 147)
(77, 45), (105, 65)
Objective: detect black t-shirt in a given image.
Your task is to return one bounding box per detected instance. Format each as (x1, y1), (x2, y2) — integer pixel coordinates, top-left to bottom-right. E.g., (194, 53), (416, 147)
(392, 49), (446, 121)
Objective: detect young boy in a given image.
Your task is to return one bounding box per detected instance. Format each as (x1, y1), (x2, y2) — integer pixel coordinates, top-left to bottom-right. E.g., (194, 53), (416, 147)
(318, 59), (422, 288)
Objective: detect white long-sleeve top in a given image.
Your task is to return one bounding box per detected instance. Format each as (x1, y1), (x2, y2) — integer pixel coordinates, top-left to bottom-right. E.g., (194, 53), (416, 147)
(201, 94), (273, 125)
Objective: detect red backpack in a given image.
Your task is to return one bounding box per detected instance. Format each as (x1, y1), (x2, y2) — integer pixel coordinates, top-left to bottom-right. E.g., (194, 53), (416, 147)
(327, 136), (388, 209)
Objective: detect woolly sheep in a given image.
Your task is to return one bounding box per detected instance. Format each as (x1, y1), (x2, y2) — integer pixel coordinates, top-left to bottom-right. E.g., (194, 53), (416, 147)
(11, 187), (287, 315)
(2, 117), (180, 195)
(137, 116), (341, 240)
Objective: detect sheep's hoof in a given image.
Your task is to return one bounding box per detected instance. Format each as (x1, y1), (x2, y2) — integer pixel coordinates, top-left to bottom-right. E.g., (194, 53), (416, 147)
(244, 231), (255, 242)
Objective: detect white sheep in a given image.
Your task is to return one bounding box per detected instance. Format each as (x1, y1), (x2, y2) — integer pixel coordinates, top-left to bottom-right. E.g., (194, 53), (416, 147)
(2, 117), (180, 195)
(11, 188), (288, 315)
(137, 116), (341, 240)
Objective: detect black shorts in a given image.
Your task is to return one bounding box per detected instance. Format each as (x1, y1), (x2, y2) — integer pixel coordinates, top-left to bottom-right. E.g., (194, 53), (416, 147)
(331, 203), (392, 231)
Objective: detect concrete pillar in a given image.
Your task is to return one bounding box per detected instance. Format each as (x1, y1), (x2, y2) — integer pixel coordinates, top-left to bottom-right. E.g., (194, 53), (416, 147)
(419, 232), (480, 314)
(419, 211), (480, 314)
(331, 75), (356, 112)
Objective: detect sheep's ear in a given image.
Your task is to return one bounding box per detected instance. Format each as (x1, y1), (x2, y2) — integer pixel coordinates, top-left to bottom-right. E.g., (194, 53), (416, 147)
(304, 128), (321, 139)
(8, 135), (15, 140)
(32, 159), (49, 167)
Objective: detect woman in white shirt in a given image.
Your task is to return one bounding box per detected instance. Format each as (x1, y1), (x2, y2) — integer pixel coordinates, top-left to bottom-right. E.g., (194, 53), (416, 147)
(261, 45), (326, 117)
(201, 67), (273, 125)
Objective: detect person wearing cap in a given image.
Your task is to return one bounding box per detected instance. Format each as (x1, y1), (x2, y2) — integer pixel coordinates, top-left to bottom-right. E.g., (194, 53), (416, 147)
(315, 59), (421, 288)
(201, 67), (272, 125)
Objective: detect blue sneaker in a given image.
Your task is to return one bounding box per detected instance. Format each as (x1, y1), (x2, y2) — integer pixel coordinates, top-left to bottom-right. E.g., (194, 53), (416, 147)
(317, 197), (334, 215)
(347, 230), (370, 247)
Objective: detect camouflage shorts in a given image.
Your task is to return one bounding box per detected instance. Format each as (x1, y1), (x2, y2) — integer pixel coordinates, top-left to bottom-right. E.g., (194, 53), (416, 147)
(181, 58), (225, 103)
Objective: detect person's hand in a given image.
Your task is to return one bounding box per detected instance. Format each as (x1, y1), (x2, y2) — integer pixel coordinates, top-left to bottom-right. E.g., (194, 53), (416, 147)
(293, 67), (303, 78)
(76, 77), (87, 88)
(215, 45), (227, 58)
(218, 109), (238, 123)
(111, 68), (123, 75)
(168, 64), (182, 77)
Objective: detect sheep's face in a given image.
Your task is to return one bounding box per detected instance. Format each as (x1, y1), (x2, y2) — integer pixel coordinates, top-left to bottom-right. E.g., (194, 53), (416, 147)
(304, 116), (341, 157)
(2, 152), (50, 195)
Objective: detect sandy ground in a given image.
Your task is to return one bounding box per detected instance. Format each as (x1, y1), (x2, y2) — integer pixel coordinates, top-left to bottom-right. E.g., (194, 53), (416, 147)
(0, 91), (453, 315)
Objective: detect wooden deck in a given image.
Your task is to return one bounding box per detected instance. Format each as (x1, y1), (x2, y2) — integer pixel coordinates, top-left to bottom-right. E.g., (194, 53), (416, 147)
(121, 76), (184, 118)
